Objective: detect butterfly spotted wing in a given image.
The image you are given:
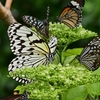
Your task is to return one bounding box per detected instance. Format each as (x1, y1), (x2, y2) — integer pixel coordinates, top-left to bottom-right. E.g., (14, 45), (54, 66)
(22, 6), (50, 38)
(1, 90), (28, 100)
(77, 36), (100, 71)
(7, 23), (57, 83)
(58, 0), (85, 28)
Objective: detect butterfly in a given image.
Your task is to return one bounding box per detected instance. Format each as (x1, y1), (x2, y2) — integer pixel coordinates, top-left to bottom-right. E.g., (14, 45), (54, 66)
(1, 90), (28, 100)
(22, 6), (50, 38)
(7, 22), (57, 83)
(57, 0), (85, 28)
(77, 36), (100, 71)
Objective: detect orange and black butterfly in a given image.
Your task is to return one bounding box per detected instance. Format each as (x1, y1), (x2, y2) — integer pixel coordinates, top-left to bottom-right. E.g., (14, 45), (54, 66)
(1, 90), (28, 100)
(58, 0), (85, 28)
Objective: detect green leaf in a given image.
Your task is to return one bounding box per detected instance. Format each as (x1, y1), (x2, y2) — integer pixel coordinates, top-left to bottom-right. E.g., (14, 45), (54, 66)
(65, 48), (83, 56)
(87, 82), (100, 97)
(63, 85), (88, 100)
(63, 55), (76, 66)
(60, 48), (83, 65)
(93, 67), (100, 75)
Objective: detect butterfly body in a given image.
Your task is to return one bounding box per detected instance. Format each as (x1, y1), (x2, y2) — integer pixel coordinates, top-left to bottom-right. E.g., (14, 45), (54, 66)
(58, 0), (85, 28)
(77, 36), (100, 71)
(22, 6), (49, 38)
(7, 23), (57, 83)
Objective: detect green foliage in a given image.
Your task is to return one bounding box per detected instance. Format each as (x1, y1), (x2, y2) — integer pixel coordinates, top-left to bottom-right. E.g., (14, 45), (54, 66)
(61, 85), (88, 100)
(86, 82), (100, 98)
(9, 65), (100, 100)
(8, 23), (100, 100)
(49, 23), (97, 66)
(49, 23), (97, 50)
(53, 48), (83, 66)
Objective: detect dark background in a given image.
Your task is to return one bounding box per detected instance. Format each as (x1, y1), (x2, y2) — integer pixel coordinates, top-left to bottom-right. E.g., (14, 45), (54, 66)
(0, 0), (100, 98)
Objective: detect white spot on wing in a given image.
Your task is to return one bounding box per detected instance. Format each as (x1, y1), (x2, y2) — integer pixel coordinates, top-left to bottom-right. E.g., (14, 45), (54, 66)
(71, 1), (80, 8)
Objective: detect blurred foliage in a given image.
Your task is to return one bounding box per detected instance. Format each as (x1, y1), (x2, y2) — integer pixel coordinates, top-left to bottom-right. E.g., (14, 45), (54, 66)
(0, 0), (100, 99)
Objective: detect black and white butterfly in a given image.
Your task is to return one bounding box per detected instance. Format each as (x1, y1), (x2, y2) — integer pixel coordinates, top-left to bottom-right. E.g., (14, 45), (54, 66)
(58, 0), (85, 28)
(77, 36), (100, 71)
(22, 6), (50, 38)
(1, 90), (28, 100)
(7, 23), (57, 83)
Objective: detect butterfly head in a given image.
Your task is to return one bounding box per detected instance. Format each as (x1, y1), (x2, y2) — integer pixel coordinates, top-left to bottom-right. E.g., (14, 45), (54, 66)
(76, 55), (81, 62)
(74, 0), (85, 7)
(48, 51), (56, 62)
(56, 16), (63, 24)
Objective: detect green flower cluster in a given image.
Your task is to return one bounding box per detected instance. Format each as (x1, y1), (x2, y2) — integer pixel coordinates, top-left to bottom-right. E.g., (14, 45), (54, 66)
(49, 23), (97, 47)
(9, 64), (100, 100)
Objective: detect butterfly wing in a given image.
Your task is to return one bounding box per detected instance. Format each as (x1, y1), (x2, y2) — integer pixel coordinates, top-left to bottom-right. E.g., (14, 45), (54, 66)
(8, 55), (48, 72)
(8, 23), (51, 71)
(8, 23), (49, 56)
(48, 36), (58, 62)
(48, 37), (57, 54)
(58, 0), (85, 28)
(22, 6), (50, 38)
(1, 91), (28, 100)
(8, 23), (57, 83)
(77, 36), (100, 71)
(1, 95), (22, 100)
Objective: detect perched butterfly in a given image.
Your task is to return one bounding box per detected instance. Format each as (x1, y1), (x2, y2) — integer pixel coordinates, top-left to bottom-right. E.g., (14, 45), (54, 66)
(1, 90), (28, 100)
(77, 36), (100, 71)
(22, 6), (50, 38)
(7, 23), (57, 83)
(58, 0), (85, 28)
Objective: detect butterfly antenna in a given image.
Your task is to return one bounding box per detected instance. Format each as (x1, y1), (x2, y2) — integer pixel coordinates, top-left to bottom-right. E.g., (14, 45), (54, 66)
(46, 6), (50, 21)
